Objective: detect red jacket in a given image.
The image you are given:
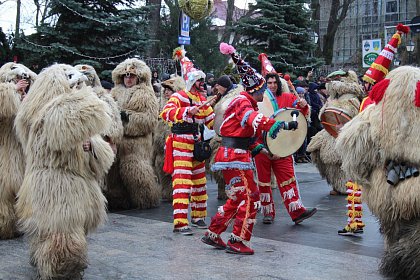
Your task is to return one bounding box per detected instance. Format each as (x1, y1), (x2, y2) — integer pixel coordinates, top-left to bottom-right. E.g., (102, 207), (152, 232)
(211, 92), (276, 171)
(275, 92), (310, 117)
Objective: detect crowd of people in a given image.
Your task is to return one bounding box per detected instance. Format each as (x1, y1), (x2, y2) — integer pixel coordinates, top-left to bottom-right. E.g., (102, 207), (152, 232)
(0, 23), (419, 280)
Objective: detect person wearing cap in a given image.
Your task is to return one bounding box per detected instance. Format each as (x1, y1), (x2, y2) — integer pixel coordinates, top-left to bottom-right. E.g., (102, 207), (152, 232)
(108, 58), (161, 210)
(254, 72), (317, 226)
(201, 43), (298, 255)
(160, 49), (215, 235)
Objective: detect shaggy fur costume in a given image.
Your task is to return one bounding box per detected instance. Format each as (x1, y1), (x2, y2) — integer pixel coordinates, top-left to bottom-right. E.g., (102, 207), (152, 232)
(336, 66), (420, 279)
(109, 58), (160, 210)
(0, 62), (36, 239)
(15, 64), (114, 279)
(307, 71), (363, 194)
(153, 76), (186, 201)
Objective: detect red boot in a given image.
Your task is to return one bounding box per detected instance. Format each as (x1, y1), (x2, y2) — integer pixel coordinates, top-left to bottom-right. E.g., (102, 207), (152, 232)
(225, 239), (254, 255)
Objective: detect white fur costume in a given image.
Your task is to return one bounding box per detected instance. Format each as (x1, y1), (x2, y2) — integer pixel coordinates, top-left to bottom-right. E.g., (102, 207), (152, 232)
(307, 71), (363, 194)
(15, 64), (114, 279)
(108, 58), (160, 210)
(0, 62), (36, 239)
(336, 66), (420, 279)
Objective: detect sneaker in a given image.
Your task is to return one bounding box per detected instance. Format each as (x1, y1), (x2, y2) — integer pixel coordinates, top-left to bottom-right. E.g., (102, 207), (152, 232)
(201, 233), (226, 249)
(338, 227), (364, 236)
(225, 239), (254, 255)
(191, 219), (208, 229)
(262, 216), (274, 224)
(173, 227), (193, 236)
(293, 208), (317, 224)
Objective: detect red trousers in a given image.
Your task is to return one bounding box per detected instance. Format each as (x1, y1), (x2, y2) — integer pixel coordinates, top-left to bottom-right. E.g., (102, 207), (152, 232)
(254, 154), (306, 220)
(208, 169), (259, 241)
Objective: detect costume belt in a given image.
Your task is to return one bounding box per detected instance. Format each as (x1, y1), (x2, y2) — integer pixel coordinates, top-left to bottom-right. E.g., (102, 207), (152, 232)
(171, 123), (199, 134)
(221, 137), (250, 150)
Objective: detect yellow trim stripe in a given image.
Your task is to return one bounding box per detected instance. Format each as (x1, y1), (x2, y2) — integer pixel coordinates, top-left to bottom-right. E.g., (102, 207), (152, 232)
(192, 177), (206, 185)
(173, 142), (194, 150)
(191, 194), (208, 202)
(173, 178), (193, 186)
(173, 198), (190, 205)
(191, 210), (207, 217)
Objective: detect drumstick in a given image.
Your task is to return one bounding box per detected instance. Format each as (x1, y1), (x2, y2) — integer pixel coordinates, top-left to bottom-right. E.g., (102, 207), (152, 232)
(198, 94), (220, 109)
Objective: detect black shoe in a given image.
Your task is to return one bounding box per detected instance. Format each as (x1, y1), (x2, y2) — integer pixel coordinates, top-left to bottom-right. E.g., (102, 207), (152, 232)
(293, 208), (317, 224)
(191, 219), (208, 229)
(262, 216), (274, 224)
(173, 227), (193, 235)
(201, 234), (226, 249)
(338, 227), (364, 236)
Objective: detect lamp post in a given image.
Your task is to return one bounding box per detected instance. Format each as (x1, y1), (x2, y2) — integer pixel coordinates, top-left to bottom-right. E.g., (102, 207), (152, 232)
(393, 58), (400, 67)
(406, 40), (415, 64)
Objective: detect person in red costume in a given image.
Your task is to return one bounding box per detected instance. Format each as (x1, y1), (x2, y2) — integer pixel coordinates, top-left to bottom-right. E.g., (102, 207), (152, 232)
(255, 73), (317, 225)
(201, 43), (298, 255)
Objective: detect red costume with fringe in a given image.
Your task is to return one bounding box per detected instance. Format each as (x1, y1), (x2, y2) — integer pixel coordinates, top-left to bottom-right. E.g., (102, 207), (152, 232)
(255, 93), (310, 221)
(160, 90), (214, 230)
(208, 92), (276, 242)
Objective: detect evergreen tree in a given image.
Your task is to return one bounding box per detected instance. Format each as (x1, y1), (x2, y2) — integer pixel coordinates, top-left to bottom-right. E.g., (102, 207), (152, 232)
(17, 0), (150, 78)
(235, 0), (323, 77)
(0, 27), (11, 65)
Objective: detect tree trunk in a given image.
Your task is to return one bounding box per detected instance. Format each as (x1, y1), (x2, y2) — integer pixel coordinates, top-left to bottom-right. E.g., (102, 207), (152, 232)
(311, 0), (321, 56)
(322, 0), (354, 64)
(220, 0), (235, 43)
(15, 0), (21, 42)
(147, 0), (162, 58)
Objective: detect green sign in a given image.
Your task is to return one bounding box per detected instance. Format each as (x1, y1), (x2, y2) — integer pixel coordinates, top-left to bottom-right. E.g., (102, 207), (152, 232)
(363, 53), (379, 66)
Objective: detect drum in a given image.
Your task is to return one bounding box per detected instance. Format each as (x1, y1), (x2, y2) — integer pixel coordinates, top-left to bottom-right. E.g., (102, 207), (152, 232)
(258, 89), (278, 118)
(264, 108), (308, 158)
(320, 107), (352, 138)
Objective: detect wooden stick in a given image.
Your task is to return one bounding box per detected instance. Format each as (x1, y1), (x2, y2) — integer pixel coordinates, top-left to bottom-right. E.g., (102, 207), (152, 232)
(198, 94), (219, 109)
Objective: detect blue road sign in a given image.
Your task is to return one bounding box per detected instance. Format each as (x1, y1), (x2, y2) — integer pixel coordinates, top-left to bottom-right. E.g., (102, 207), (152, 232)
(178, 36), (191, 45)
(180, 12), (190, 37)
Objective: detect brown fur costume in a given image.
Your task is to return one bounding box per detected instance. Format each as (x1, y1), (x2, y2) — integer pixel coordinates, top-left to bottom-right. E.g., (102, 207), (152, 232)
(108, 58), (160, 210)
(307, 70), (363, 194)
(15, 64), (114, 279)
(0, 62), (36, 239)
(153, 76), (186, 201)
(336, 66), (420, 279)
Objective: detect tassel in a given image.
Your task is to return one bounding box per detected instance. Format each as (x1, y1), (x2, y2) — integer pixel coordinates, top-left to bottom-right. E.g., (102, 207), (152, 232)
(415, 81), (420, 107)
(219, 42), (236, 55)
(369, 78), (390, 104)
(163, 135), (174, 174)
(172, 47), (185, 61)
(396, 23), (410, 34)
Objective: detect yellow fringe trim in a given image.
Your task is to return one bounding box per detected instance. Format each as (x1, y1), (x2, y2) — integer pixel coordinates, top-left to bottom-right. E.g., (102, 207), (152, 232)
(191, 194), (208, 202)
(280, 177), (296, 188)
(191, 210), (207, 217)
(174, 218), (189, 225)
(173, 141), (194, 150)
(392, 33), (402, 45)
(370, 62), (389, 76)
(173, 178), (193, 186)
(347, 210), (363, 217)
(362, 75), (376, 85)
(345, 181), (358, 188)
(173, 198), (190, 205)
(187, 92), (201, 102)
(192, 177), (206, 185)
(174, 160), (193, 168)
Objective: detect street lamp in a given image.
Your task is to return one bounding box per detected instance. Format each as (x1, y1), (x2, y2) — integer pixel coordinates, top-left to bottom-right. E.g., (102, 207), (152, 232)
(393, 58), (400, 66)
(311, 31), (319, 44)
(406, 40), (415, 64)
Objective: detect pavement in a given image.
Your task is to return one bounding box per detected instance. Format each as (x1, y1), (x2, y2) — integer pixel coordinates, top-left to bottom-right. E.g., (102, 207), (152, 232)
(0, 162), (385, 280)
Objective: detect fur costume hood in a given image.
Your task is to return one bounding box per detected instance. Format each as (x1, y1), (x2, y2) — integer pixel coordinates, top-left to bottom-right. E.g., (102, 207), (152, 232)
(112, 58), (152, 87)
(0, 62), (37, 84)
(74, 64), (102, 88)
(161, 76), (186, 92)
(326, 70), (364, 100)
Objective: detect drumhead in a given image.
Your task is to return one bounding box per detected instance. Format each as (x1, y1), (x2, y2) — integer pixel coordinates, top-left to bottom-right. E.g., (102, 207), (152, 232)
(265, 108), (308, 157)
(320, 107), (352, 138)
(258, 89), (278, 118)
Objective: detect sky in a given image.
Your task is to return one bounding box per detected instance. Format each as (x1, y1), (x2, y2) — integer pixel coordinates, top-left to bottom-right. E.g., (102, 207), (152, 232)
(0, 0), (255, 34)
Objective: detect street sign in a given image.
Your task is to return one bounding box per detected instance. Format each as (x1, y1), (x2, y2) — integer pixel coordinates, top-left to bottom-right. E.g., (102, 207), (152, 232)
(180, 12), (190, 37)
(178, 36), (191, 45)
(362, 39), (381, 68)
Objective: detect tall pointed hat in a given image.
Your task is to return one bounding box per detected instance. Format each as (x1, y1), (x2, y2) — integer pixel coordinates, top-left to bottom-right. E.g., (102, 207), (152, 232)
(173, 47), (205, 91)
(363, 23), (410, 85)
(220, 42), (266, 94)
(258, 53), (278, 77)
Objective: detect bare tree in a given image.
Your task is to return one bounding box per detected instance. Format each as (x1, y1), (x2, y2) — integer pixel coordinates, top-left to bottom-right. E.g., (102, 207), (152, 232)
(322, 0), (355, 64)
(33, 0), (52, 27)
(147, 0), (162, 57)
